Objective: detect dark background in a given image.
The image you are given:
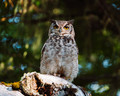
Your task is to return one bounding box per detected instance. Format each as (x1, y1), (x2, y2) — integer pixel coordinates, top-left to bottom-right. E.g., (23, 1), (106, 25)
(0, 0), (120, 95)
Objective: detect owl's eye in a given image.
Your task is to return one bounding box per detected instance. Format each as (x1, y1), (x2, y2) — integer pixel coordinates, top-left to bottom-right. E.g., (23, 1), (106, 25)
(64, 26), (69, 30)
(53, 25), (58, 29)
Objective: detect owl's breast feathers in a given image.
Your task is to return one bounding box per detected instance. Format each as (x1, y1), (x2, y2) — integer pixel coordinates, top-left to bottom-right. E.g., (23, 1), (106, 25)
(50, 35), (74, 44)
(40, 35), (78, 81)
(42, 35), (78, 55)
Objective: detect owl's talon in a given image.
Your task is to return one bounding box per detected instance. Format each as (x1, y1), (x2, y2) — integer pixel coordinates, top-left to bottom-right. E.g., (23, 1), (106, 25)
(53, 73), (60, 77)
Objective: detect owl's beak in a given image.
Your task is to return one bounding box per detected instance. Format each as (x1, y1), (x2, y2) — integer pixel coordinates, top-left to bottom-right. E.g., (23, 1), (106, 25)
(59, 28), (65, 36)
(59, 28), (62, 33)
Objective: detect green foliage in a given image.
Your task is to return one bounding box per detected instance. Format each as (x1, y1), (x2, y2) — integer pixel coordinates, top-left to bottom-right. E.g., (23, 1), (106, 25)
(0, 0), (120, 95)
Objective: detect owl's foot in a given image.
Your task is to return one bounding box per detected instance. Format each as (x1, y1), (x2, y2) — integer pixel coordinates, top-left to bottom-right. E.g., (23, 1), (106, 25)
(53, 73), (60, 77)
(53, 73), (66, 80)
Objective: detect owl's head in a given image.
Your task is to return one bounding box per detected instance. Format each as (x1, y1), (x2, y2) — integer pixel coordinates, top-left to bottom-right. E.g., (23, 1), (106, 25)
(49, 20), (75, 38)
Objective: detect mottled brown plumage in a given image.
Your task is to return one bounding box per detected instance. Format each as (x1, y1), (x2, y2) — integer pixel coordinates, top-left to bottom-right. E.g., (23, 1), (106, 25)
(40, 20), (78, 82)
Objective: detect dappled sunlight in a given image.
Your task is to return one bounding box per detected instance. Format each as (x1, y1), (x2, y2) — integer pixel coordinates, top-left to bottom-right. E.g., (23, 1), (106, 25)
(0, 62), (5, 72)
(7, 65), (14, 70)
(117, 90), (120, 96)
(20, 64), (27, 71)
(88, 82), (109, 93)
(12, 42), (22, 50)
(53, 8), (63, 15)
(102, 59), (112, 68)
(112, 3), (120, 10)
(8, 17), (20, 23)
(31, 27), (43, 59)
(23, 51), (27, 58)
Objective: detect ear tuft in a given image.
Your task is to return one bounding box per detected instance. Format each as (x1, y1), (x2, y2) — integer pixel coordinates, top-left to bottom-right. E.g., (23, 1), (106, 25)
(50, 19), (56, 23)
(68, 19), (74, 24)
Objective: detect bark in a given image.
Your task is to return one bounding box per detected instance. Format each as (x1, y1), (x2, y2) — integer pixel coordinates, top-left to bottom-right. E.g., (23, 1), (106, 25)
(0, 72), (90, 96)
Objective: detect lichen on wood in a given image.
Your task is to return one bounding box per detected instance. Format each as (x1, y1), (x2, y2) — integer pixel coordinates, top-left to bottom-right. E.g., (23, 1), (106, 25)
(1, 81), (20, 90)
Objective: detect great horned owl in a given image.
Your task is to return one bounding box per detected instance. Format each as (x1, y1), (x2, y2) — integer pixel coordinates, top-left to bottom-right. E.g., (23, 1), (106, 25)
(40, 20), (78, 82)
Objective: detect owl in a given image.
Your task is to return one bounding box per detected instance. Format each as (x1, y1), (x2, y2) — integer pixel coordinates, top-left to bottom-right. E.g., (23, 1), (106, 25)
(40, 20), (78, 82)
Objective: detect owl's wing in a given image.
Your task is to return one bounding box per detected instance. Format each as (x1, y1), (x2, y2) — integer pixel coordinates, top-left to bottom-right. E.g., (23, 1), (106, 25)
(41, 44), (46, 54)
(41, 39), (50, 57)
(41, 44), (46, 58)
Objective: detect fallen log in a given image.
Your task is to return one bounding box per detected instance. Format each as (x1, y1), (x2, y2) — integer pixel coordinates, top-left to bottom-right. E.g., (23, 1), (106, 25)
(0, 72), (91, 96)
